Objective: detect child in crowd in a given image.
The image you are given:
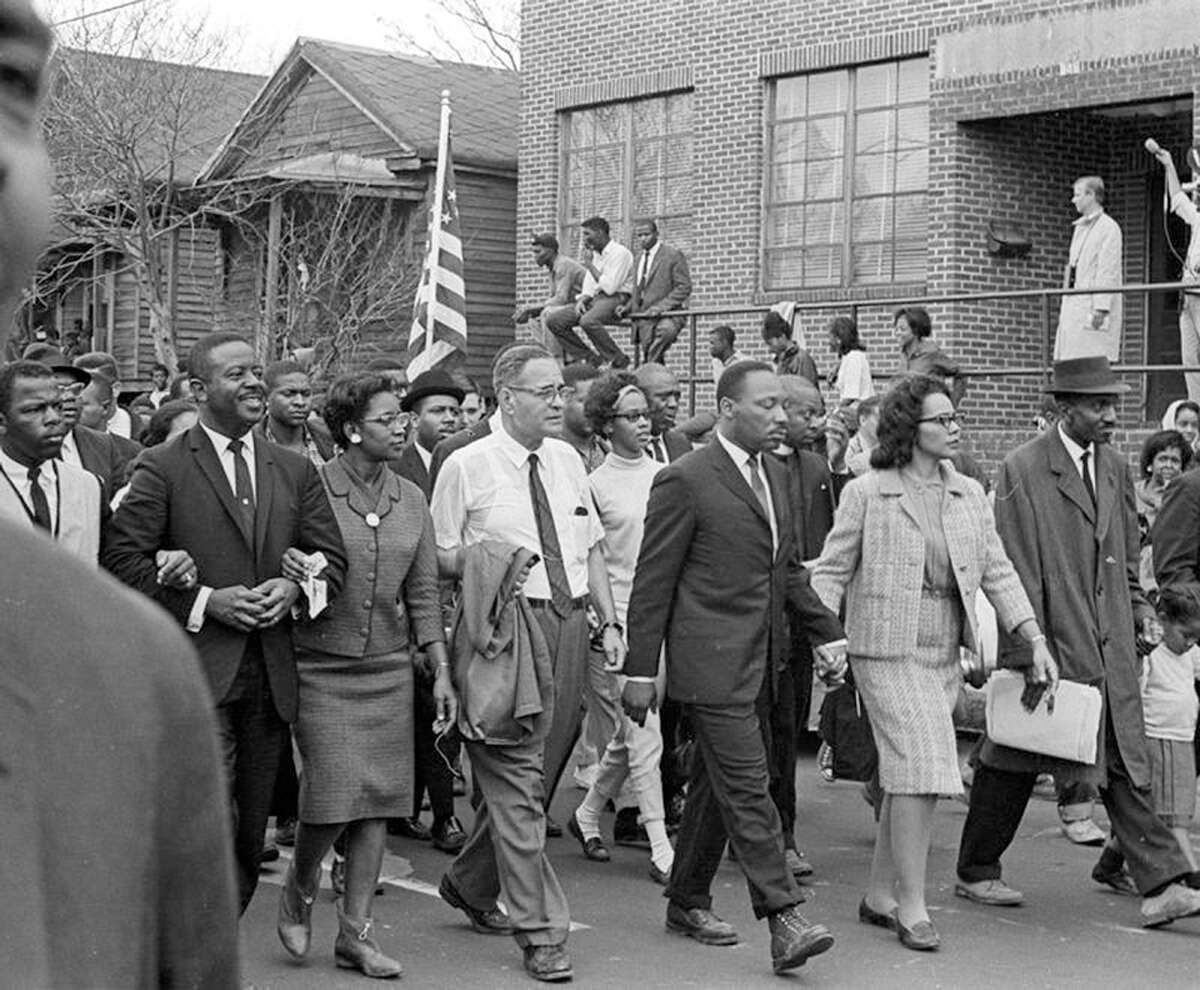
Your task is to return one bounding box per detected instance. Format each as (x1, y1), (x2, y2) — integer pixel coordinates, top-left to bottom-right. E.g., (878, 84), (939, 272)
(1141, 584), (1200, 869)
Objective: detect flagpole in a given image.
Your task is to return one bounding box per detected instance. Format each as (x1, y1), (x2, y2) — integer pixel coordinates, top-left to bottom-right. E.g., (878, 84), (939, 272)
(425, 90), (452, 363)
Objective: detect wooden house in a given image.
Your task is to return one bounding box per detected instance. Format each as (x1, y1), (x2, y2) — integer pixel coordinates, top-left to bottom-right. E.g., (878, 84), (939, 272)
(197, 39), (519, 386)
(36, 41), (519, 391)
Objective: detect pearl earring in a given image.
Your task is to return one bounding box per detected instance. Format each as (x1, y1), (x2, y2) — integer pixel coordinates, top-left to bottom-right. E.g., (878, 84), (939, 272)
(349, 433), (362, 444)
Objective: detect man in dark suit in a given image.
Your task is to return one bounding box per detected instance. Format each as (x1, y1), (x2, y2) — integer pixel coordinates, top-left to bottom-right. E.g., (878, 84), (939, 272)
(1, 3), (239, 981)
(50, 362), (138, 496)
(622, 360), (846, 973)
(767, 374), (844, 878)
(619, 219), (692, 364)
(394, 368), (464, 501)
(103, 331), (347, 913)
(636, 363), (691, 463)
(957, 357), (1200, 928)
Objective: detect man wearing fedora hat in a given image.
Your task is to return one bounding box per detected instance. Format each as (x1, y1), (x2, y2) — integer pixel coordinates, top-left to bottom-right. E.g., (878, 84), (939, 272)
(394, 369), (465, 501)
(955, 356), (1200, 928)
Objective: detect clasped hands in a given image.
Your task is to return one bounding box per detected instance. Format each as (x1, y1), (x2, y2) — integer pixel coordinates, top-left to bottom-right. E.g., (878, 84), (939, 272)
(200, 545), (308, 633)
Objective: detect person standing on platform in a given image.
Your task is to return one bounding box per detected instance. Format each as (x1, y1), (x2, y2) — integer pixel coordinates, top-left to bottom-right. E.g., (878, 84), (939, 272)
(1053, 176), (1124, 362)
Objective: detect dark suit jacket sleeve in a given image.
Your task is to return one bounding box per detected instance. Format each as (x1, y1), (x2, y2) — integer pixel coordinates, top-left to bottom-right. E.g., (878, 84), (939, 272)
(785, 558), (844, 645)
(663, 249), (692, 310)
(625, 467), (696, 678)
(1153, 471), (1200, 589)
(101, 455), (199, 623)
(297, 459), (347, 601)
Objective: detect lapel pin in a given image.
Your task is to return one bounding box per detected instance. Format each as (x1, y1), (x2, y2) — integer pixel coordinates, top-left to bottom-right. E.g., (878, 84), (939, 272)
(365, 512), (381, 528)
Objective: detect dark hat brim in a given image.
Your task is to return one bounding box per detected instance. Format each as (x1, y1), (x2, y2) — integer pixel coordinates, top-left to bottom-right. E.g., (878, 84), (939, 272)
(49, 364), (93, 386)
(400, 383), (466, 412)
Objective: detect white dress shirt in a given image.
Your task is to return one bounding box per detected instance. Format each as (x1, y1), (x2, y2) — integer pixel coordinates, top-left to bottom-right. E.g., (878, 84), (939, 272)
(636, 241), (661, 289)
(581, 240), (635, 298)
(58, 429), (82, 468)
(431, 417), (604, 600)
(187, 423), (258, 631)
(716, 430), (778, 552)
(1057, 423), (1096, 491)
(415, 441), (433, 471)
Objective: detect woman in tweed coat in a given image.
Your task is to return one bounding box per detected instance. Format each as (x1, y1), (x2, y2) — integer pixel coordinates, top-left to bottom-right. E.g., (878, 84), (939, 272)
(812, 375), (1052, 951)
(277, 372), (457, 978)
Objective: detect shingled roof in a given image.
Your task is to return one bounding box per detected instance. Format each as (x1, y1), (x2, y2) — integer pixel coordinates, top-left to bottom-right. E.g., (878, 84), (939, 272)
(198, 39), (518, 182)
(48, 47), (266, 186)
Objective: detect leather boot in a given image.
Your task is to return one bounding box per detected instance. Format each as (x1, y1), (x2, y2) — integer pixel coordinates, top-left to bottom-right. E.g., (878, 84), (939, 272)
(335, 908), (403, 979)
(277, 863), (316, 959)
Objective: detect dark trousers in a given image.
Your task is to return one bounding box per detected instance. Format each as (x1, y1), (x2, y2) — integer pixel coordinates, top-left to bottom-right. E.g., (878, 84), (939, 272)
(270, 730), (298, 823)
(958, 710), (1191, 895)
(659, 696), (687, 816)
(667, 702), (801, 919)
(633, 315), (685, 364)
(412, 666), (457, 825)
(764, 663), (798, 851)
(214, 643), (287, 914)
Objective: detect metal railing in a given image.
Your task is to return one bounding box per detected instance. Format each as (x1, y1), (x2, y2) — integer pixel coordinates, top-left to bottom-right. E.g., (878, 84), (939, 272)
(622, 279), (1199, 414)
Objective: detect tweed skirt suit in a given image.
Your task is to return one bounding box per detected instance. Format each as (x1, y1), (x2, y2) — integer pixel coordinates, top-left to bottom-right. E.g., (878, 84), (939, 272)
(292, 458), (444, 823)
(812, 464), (1034, 795)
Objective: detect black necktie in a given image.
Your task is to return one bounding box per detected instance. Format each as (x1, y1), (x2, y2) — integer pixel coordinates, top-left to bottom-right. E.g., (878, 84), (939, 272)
(748, 456), (775, 545)
(527, 452), (573, 618)
(651, 437), (666, 463)
(27, 465), (52, 532)
(639, 253), (651, 290)
(227, 438), (256, 539)
(1080, 450), (1097, 508)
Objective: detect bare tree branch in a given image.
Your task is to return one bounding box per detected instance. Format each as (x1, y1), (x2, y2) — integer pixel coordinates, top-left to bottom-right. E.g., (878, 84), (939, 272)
(387, 0), (519, 72)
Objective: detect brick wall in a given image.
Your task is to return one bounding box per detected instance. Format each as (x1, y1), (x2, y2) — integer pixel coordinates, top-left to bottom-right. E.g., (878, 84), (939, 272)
(519, 0), (1200, 479)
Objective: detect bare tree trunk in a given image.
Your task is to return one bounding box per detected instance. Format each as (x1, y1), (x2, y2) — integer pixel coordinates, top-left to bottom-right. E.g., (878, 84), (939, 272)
(147, 295), (179, 370)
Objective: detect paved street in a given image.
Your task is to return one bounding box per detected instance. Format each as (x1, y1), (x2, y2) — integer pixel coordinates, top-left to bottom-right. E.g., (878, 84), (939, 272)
(242, 747), (1200, 989)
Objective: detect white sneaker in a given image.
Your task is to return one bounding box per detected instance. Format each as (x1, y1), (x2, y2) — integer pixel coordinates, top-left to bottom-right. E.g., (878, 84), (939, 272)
(1061, 818), (1107, 846)
(1142, 883), (1200, 928)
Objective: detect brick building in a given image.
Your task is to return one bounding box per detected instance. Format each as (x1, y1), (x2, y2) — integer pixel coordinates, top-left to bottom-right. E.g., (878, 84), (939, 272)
(518, 0), (1200, 471)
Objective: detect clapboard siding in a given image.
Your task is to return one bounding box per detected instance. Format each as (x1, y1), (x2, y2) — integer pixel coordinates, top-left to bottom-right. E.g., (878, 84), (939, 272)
(456, 171), (517, 385)
(238, 72), (399, 175)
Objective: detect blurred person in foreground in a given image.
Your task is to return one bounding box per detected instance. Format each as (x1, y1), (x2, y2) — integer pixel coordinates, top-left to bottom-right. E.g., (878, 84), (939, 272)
(0, 2), (238, 983)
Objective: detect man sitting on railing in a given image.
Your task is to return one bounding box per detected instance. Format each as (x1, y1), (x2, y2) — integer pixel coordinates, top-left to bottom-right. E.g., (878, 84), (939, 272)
(544, 216), (634, 369)
(617, 219), (692, 365)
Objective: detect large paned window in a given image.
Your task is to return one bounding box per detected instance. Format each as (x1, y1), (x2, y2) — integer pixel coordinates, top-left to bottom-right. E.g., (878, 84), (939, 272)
(559, 92), (694, 256)
(764, 58), (929, 290)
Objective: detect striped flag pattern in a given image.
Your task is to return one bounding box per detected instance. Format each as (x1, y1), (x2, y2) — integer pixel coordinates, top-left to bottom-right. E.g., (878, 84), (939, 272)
(406, 138), (467, 376)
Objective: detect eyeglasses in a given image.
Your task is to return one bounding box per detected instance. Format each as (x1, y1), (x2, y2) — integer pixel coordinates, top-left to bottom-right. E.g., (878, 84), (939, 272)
(919, 413), (961, 429)
(361, 411), (411, 430)
(611, 410), (651, 423)
(507, 384), (573, 403)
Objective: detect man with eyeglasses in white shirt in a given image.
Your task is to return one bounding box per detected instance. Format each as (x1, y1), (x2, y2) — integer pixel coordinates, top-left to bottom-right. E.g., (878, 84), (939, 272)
(431, 343), (626, 982)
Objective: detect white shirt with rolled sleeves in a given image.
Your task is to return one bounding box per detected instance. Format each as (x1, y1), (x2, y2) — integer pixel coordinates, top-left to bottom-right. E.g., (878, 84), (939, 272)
(581, 240), (635, 298)
(430, 418), (604, 600)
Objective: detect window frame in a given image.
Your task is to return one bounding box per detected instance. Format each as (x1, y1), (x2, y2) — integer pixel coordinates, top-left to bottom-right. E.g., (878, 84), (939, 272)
(556, 91), (694, 257)
(761, 56), (930, 293)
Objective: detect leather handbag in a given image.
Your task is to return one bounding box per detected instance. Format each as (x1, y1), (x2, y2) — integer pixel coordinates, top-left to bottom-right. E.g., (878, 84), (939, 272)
(818, 680), (878, 782)
(985, 670), (1101, 764)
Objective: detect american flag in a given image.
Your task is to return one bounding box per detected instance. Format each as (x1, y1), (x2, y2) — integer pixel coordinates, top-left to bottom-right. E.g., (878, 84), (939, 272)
(406, 132), (467, 376)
